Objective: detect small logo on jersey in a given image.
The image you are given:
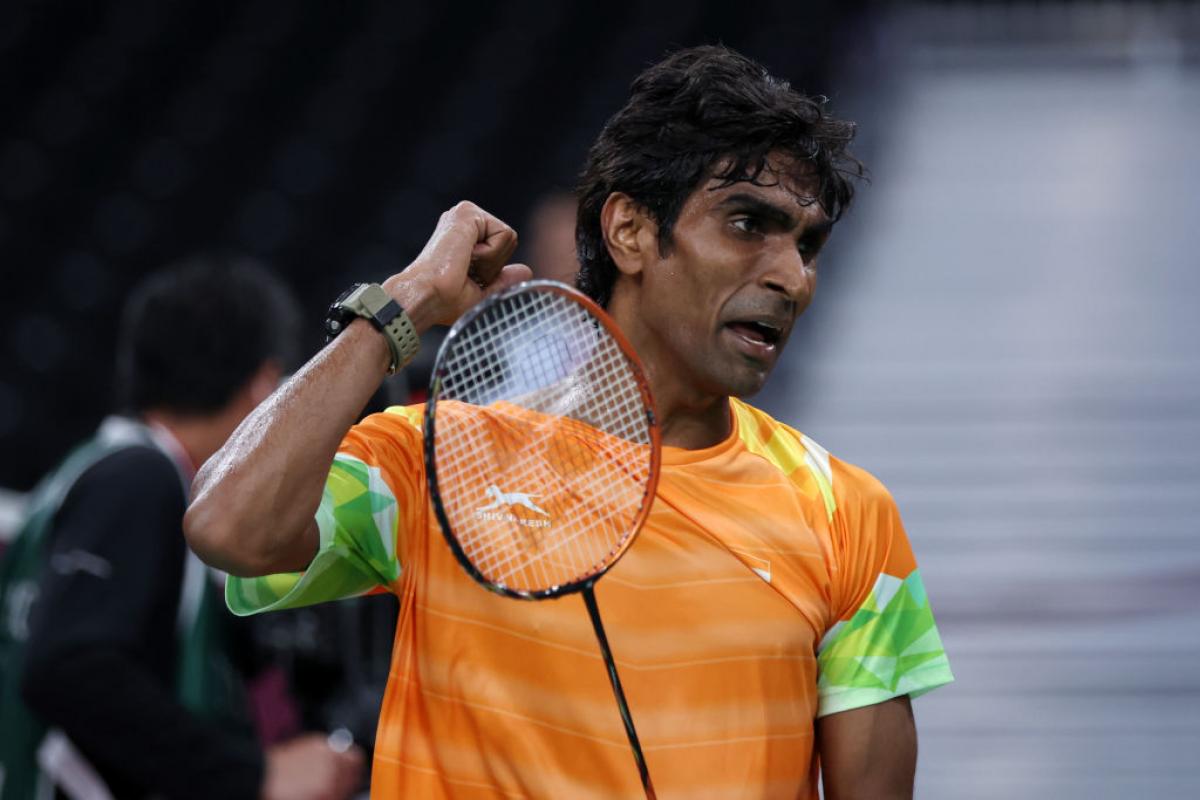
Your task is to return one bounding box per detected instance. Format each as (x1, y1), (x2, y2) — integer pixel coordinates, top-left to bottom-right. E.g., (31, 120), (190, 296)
(732, 549), (772, 585)
(475, 485), (552, 528)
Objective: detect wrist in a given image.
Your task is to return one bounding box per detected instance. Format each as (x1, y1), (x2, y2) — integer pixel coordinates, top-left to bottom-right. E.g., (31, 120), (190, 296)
(381, 274), (439, 334)
(325, 283), (419, 374)
(343, 317), (394, 375)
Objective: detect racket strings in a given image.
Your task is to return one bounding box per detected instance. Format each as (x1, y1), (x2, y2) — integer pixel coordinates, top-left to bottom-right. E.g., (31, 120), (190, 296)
(434, 289), (653, 593)
(450, 322), (642, 584)
(480, 417), (643, 585)
(480, 363), (646, 582)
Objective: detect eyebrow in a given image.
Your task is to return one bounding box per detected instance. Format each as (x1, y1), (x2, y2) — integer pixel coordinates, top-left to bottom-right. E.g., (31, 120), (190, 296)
(716, 192), (833, 238)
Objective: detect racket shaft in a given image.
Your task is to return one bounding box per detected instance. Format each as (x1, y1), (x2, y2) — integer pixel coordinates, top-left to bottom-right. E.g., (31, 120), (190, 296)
(583, 585), (656, 799)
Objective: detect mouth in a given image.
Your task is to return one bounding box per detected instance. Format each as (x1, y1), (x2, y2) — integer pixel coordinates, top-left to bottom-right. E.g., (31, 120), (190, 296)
(723, 320), (784, 360)
(725, 320), (783, 347)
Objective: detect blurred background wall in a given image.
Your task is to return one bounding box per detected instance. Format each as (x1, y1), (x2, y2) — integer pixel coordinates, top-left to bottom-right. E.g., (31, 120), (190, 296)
(760, 3), (1200, 797)
(0, 0), (863, 492)
(2, 1), (1198, 797)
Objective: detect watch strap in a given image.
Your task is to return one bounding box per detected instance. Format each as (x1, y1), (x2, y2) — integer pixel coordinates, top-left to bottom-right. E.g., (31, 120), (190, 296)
(329, 283), (420, 374)
(377, 299), (419, 375)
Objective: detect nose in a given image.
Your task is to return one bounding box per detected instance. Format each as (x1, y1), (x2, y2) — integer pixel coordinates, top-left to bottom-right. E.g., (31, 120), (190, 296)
(760, 243), (813, 307)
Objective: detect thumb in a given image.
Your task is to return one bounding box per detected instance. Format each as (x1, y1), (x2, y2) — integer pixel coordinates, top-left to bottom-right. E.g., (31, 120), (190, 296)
(484, 263), (533, 297)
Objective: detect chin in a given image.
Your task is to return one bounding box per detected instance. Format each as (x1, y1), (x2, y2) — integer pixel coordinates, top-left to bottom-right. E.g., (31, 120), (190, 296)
(733, 385), (765, 399)
(715, 365), (771, 399)
(730, 381), (767, 399)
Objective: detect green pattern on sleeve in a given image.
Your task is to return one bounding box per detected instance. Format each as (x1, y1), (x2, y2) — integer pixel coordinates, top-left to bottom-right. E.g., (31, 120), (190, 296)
(816, 569), (953, 716)
(226, 454), (403, 616)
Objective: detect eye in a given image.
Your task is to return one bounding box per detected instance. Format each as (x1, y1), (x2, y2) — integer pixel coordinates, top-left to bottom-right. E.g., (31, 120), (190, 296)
(731, 216), (762, 235)
(798, 234), (826, 262)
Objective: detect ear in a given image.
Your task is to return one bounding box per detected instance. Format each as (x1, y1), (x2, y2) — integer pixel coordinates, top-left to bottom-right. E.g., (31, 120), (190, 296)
(600, 192), (657, 277)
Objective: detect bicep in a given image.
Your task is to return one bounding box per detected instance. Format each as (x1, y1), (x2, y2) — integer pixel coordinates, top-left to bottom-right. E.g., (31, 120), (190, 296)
(225, 457), (403, 615)
(223, 411), (425, 615)
(817, 694), (916, 800)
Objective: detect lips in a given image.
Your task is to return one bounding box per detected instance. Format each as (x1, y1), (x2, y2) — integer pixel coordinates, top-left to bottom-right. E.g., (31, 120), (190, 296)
(725, 320), (782, 346)
(723, 319), (785, 363)
(719, 297), (794, 363)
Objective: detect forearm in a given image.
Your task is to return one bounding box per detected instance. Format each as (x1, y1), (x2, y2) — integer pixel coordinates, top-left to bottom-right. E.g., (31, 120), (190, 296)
(186, 319), (392, 576)
(186, 204), (525, 577)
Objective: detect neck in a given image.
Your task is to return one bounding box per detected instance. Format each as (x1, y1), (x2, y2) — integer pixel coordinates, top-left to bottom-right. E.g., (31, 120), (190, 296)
(140, 407), (239, 471)
(651, 378), (731, 451)
(609, 300), (731, 451)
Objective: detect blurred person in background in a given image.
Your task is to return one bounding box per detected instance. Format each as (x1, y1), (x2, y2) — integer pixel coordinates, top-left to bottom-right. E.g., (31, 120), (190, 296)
(522, 189), (580, 285)
(0, 257), (364, 800)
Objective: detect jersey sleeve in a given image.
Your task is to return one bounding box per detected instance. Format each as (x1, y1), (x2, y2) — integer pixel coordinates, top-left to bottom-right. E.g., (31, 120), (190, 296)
(226, 406), (427, 616)
(815, 455), (953, 717)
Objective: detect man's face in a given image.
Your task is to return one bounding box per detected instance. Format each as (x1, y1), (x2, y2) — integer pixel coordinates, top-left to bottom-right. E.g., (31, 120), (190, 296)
(626, 156), (833, 399)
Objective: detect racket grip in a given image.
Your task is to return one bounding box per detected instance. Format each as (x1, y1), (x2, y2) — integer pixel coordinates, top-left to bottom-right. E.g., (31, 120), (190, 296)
(582, 584), (657, 800)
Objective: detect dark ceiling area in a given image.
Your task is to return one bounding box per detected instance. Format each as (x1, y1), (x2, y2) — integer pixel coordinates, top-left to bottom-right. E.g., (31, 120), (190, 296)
(0, 0), (865, 490)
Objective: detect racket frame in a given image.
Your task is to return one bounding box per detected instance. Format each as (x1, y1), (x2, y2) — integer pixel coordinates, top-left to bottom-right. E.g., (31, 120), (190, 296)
(423, 279), (662, 602)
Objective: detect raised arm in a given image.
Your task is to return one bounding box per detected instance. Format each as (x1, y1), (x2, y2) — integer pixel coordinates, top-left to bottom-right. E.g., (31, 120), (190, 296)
(184, 203), (531, 576)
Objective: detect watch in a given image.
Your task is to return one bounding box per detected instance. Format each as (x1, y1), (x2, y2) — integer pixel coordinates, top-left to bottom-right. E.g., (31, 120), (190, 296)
(324, 283), (419, 374)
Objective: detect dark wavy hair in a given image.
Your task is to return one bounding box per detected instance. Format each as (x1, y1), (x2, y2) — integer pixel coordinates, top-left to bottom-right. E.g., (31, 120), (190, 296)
(576, 45), (864, 307)
(116, 254), (300, 415)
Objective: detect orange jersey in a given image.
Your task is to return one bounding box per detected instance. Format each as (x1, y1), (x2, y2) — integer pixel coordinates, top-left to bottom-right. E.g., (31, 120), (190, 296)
(228, 399), (952, 798)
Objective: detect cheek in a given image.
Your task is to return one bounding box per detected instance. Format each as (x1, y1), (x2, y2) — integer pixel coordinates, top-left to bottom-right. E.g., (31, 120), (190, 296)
(662, 268), (720, 332)
(647, 253), (706, 309)
(666, 238), (738, 298)
(644, 266), (712, 348)
(799, 270), (817, 311)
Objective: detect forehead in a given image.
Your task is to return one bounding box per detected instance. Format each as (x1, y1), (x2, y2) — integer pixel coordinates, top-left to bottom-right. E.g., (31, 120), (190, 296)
(693, 153), (828, 222)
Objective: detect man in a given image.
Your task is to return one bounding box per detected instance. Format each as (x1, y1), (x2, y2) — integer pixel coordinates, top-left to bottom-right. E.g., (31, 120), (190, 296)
(0, 257), (363, 799)
(186, 46), (953, 798)
(523, 189), (581, 285)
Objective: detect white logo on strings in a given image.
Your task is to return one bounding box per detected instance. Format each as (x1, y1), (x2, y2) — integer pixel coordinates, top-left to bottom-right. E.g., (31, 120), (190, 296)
(475, 485), (552, 528)
(477, 485), (549, 516)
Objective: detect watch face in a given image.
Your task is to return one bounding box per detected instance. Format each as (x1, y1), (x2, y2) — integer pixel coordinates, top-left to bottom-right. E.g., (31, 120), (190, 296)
(325, 283), (366, 342)
(324, 309), (352, 340)
(334, 283), (364, 305)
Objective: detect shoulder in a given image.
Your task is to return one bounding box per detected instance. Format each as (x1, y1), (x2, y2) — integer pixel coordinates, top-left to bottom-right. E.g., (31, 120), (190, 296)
(69, 444), (181, 502)
(336, 404), (429, 481)
(50, 444), (186, 553)
(828, 455), (896, 517)
(730, 398), (830, 475)
(730, 399), (895, 519)
(378, 404), (425, 431)
(344, 404), (426, 448)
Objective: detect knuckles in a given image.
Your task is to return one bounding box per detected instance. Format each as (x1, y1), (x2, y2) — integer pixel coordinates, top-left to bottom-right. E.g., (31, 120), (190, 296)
(443, 200), (481, 220)
(439, 201), (516, 242)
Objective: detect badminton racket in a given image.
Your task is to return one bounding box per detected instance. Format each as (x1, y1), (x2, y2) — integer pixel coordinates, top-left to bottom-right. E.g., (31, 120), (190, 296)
(424, 279), (660, 798)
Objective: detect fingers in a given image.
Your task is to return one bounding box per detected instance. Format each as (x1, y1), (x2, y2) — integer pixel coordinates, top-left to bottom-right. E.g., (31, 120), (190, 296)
(339, 743), (365, 770)
(463, 206), (518, 287)
(484, 263), (533, 297)
(335, 745), (365, 798)
(418, 202), (517, 286)
(388, 202), (527, 330)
